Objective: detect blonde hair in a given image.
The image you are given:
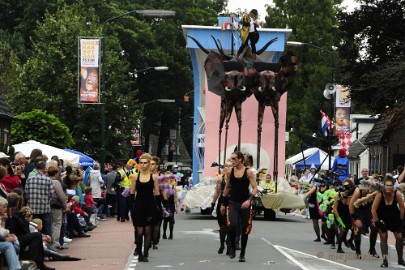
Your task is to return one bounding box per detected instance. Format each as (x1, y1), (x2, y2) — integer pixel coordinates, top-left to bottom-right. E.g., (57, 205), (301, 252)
(139, 153), (152, 162)
(32, 218), (42, 226)
(0, 196), (7, 207)
(72, 195), (80, 203)
(343, 178), (354, 185)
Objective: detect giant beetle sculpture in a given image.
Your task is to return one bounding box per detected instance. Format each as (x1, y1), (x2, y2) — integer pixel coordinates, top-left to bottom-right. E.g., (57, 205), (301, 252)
(187, 35), (298, 181)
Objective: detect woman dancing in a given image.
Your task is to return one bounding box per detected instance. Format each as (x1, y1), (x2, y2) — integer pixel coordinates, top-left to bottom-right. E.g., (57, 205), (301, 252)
(130, 153), (160, 262)
(305, 181), (327, 243)
(333, 179), (354, 253)
(371, 175), (405, 267)
(161, 173), (178, 240)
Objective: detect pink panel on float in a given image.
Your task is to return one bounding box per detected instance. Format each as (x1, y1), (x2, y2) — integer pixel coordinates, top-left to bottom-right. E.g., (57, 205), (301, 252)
(203, 82), (287, 178)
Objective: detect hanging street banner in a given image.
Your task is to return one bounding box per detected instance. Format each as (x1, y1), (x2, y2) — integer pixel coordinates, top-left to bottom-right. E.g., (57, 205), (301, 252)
(78, 38), (101, 104)
(334, 85), (353, 151)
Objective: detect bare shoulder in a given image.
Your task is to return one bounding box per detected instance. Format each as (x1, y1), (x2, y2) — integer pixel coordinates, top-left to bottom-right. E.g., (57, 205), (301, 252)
(352, 187), (361, 197)
(246, 168), (255, 177)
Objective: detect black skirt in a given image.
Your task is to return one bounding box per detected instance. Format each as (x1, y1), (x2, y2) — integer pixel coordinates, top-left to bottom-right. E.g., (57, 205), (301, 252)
(134, 198), (158, 227)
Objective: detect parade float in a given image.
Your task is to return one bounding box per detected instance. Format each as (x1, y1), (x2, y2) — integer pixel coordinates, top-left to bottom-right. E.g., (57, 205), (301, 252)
(181, 16), (306, 219)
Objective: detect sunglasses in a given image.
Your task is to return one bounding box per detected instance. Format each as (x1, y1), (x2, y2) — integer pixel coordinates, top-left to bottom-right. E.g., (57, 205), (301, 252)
(384, 184), (394, 188)
(139, 162), (149, 165)
(231, 157), (237, 160)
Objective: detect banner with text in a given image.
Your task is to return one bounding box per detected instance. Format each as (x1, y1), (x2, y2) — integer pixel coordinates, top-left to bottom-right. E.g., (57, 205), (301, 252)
(334, 85), (353, 151)
(78, 38), (101, 104)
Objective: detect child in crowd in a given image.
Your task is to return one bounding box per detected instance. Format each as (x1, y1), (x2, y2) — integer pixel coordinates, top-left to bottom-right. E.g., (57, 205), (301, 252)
(30, 218), (78, 261)
(70, 195), (96, 231)
(84, 187), (98, 215)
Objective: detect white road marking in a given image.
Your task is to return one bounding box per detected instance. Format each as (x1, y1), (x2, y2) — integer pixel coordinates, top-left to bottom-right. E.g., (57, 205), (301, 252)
(262, 237), (362, 270)
(178, 228), (218, 236)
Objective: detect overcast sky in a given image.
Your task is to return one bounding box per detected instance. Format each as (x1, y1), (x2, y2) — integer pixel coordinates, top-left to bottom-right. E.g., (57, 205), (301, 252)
(227, 0), (359, 19)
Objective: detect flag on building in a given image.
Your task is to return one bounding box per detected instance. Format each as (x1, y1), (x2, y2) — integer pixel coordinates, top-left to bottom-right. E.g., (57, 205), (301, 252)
(339, 132), (354, 151)
(321, 111), (330, 137)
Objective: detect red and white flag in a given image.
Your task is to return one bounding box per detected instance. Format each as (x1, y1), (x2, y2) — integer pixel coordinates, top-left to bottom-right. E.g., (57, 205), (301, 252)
(339, 132), (354, 151)
(321, 111), (330, 137)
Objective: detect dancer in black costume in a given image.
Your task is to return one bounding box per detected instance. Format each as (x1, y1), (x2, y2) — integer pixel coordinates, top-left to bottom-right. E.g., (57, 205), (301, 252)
(220, 151), (258, 262)
(161, 179), (177, 240)
(349, 176), (380, 258)
(333, 179), (355, 253)
(130, 153), (160, 262)
(371, 175), (405, 267)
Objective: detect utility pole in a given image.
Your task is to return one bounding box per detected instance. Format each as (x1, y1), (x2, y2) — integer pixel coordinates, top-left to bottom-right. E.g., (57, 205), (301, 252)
(176, 107), (182, 164)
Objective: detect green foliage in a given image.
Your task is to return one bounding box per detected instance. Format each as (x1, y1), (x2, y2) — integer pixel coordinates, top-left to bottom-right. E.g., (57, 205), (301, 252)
(11, 109), (74, 148)
(337, 0), (405, 114)
(265, 0), (342, 156)
(1, 0), (227, 162)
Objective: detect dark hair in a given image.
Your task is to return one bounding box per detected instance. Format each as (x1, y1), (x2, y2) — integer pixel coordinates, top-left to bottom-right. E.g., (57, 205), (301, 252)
(250, 9), (258, 16)
(397, 165), (404, 175)
(84, 187), (92, 195)
(66, 165), (73, 174)
(0, 158), (9, 167)
(7, 192), (23, 210)
(0, 166), (6, 180)
(35, 161), (46, 170)
(29, 149), (43, 161)
(12, 188), (24, 197)
(51, 156), (60, 165)
(232, 151), (245, 162)
(152, 156), (160, 164)
(0, 158), (13, 176)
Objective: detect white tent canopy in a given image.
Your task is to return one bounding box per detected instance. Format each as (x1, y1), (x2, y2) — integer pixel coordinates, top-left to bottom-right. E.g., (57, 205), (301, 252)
(12, 140), (80, 164)
(285, 147), (334, 171)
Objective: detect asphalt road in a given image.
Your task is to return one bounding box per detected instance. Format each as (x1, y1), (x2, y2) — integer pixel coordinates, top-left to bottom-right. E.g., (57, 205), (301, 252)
(125, 209), (404, 270)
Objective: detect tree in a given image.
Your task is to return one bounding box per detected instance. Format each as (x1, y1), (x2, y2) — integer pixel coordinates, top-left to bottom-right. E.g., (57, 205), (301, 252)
(2, 0), (227, 163)
(265, 0), (343, 156)
(337, 0), (405, 113)
(11, 109), (74, 148)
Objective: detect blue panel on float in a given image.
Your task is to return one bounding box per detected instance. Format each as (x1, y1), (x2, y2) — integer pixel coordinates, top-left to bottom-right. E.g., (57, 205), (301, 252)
(185, 27), (287, 53)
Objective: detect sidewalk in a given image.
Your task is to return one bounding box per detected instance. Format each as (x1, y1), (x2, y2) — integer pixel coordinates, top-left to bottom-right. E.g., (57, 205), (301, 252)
(46, 218), (134, 270)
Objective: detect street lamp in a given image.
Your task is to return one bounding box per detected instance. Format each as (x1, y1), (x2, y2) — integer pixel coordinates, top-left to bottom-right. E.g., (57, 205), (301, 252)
(128, 66), (169, 79)
(183, 90), (194, 102)
(100, 10), (175, 172)
(286, 41), (335, 171)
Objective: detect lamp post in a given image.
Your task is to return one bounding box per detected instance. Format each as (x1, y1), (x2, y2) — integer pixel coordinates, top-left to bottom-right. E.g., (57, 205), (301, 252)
(286, 41), (335, 171)
(100, 10), (175, 173)
(128, 66), (169, 79)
